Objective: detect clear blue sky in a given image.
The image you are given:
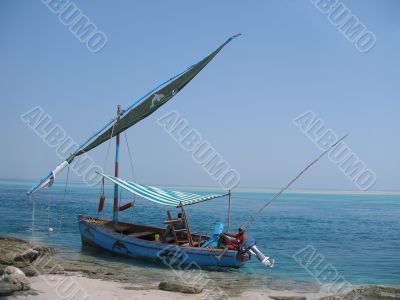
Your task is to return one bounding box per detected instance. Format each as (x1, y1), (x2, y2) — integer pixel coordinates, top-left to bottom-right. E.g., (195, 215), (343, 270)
(0, 0), (399, 191)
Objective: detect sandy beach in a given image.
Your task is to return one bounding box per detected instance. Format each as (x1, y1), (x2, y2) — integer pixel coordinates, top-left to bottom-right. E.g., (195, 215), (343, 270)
(1, 233), (400, 300)
(9, 273), (331, 300)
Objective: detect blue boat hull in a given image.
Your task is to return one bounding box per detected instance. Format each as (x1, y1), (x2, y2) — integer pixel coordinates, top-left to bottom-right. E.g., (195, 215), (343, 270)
(78, 215), (245, 268)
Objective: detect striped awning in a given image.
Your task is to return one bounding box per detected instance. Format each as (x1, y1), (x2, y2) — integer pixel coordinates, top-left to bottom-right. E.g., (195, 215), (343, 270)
(99, 173), (227, 207)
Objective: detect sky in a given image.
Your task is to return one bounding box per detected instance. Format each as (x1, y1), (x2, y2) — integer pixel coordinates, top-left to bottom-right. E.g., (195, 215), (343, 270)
(0, 0), (399, 192)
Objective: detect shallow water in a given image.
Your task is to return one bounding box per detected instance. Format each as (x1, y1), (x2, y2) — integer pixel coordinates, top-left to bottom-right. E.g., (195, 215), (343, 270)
(0, 179), (399, 288)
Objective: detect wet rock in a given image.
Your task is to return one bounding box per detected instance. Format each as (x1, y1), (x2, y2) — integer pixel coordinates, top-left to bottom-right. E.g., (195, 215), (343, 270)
(1, 266), (30, 291)
(0, 236), (57, 278)
(0, 253), (14, 266)
(159, 281), (203, 294)
(13, 260), (30, 270)
(0, 265), (6, 276)
(319, 285), (400, 300)
(14, 249), (39, 263)
(347, 285), (400, 300)
(271, 296), (307, 300)
(32, 245), (57, 256)
(12, 260), (40, 277)
(20, 266), (38, 277)
(0, 281), (17, 296)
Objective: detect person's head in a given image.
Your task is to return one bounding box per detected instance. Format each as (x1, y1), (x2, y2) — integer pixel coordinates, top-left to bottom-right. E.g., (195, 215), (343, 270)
(238, 227), (245, 234)
(177, 213), (183, 218)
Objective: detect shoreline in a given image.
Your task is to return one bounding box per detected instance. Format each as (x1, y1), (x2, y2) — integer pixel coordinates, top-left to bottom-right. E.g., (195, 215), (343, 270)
(8, 273), (333, 300)
(1, 235), (400, 299)
(9, 273), (400, 300)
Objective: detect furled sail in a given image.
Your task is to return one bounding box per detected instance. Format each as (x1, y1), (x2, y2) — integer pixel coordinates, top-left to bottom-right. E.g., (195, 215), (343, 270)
(27, 34), (241, 195)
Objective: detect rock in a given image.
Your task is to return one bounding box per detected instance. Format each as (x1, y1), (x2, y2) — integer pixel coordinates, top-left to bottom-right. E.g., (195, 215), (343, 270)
(14, 249), (39, 263)
(347, 285), (400, 300)
(20, 266), (38, 277)
(159, 281), (203, 294)
(1, 266), (30, 291)
(319, 285), (400, 300)
(32, 245), (57, 256)
(271, 297), (307, 300)
(13, 260), (30, 270)
(0, 281), (17, 296)
(0, 236), (57, 278)
(3, 266), (25, 277)
(0, 254), (14, 266)
(0, 265), (5, 276)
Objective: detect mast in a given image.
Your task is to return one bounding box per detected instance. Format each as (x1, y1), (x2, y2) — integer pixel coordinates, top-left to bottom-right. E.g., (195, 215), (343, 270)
(113, 105), (122, 223)
(227, 190), (231, 234)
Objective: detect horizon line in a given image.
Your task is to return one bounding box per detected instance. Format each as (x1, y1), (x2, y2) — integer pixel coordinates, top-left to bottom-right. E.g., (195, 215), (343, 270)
(1, 177), (399, 196)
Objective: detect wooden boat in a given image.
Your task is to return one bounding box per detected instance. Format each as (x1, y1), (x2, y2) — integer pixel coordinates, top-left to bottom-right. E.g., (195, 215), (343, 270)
(77, 173), (245, 268)
(24, 30), (345, 270)
(78, 171), (244, 268)
(78, 215), (244, 268)
(27, 35), (249, 268)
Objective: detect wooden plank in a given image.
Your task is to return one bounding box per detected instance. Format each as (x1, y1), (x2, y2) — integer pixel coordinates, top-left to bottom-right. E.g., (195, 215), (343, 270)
(164, 220), (182, 225)
(128, 231), (155, 238)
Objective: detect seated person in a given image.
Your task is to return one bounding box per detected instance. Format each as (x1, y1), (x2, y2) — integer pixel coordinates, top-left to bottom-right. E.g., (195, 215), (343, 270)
(218, 227), (248, 250)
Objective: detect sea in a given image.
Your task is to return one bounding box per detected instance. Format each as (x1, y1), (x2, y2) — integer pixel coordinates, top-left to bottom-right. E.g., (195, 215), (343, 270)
(0, 179), (399, 289)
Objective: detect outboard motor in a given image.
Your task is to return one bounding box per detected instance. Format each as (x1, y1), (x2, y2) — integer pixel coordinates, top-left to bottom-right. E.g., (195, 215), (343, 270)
(248, 244), (275, 267)
(239, 235), (275, 268)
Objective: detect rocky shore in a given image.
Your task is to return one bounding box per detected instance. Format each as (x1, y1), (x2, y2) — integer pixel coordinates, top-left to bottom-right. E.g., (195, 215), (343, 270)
(0, 236), (58, 296)
(0, 235), (399, 299)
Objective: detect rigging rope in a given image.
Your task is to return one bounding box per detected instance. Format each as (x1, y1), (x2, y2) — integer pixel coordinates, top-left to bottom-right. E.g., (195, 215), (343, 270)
(241, 135), (348, 229)
(56, 165), (70, 235)
(47, 187), (52, 234)
(31, 194), (36, 243)
(123, 130), (137, 222)
(123, 131), (137, 182)
(102, 119), (118, 172)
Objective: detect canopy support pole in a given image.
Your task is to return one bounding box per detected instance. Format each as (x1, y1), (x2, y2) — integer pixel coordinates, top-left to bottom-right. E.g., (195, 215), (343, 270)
(113, 105), (122, 224)
(227, 190), (231, 234)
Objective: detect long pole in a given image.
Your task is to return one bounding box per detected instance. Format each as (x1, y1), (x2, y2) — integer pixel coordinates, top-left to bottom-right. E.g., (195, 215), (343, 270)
(241, 134), (348, 229)
(227, 190), (231, 234)
(113, 105), (122, 223)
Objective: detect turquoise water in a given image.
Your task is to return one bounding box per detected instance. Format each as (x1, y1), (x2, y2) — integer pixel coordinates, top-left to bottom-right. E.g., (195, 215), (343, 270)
(0, 180), (399, 286)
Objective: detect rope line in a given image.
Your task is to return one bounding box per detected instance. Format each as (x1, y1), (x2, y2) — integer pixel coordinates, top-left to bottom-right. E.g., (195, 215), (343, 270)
(102, 119), (118, 172)
(31, 194), (36, 243)
(47, 188), (51, 235)
(124, 130), (137, 222)
(123, 131), (137, 182)
(57, 165), (70, 235)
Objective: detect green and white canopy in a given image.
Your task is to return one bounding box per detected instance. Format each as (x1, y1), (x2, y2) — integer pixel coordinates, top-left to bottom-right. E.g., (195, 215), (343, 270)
(100, 173), (227, 207)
